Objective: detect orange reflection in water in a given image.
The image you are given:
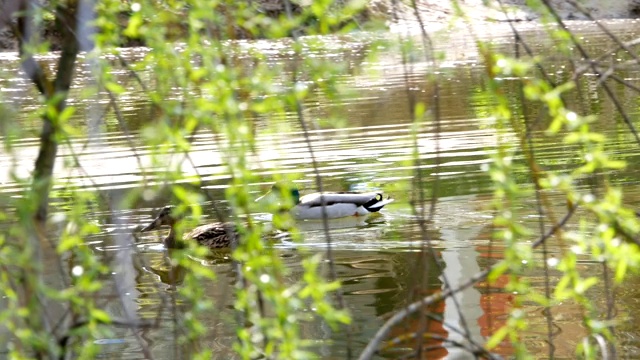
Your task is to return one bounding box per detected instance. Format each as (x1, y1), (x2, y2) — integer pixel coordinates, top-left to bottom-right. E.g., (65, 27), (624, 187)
(477, 274), (515, 357)
(382, 289), (449, 359)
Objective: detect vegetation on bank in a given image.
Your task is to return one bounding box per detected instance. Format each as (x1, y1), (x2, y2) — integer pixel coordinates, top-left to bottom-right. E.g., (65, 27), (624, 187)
(2, 0), (640, 359)
(0, 0), (380, 50)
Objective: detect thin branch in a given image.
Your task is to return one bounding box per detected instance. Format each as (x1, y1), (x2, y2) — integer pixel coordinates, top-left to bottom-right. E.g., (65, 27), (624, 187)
(104, 90), (150, 186)
(358, 205), (577, 360)
(15, 0), (52, 97)
(283, 0), (352, 356)
(385, 332), (500, 359)
(384, 313), (498, 358)
(601, 263), (617, 357)
(566, 0), (640, 66)
(516, 28), (556, 356)
(538, 0), (640, 147)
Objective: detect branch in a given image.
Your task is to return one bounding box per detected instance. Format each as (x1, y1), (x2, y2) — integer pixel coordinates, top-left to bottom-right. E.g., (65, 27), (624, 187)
(30, 1), (81, 223)
(16, 0), (52, 96)
(358, 206), (577, 360)
(537, 0), (640, 147)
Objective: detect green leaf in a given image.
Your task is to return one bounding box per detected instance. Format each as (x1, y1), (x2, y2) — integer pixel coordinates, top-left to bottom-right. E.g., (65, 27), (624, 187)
(58, 106), (76, 123)
(486, 325), (509, 349)
(104, 81), (125, 94)
(414, 102), (426, 120)
(90, 308), (112, 324)
(575, 277), (598, 294)
(615, 258), (628, 282)
(488, 261), (509, 283)
(123, 13), (143, 38)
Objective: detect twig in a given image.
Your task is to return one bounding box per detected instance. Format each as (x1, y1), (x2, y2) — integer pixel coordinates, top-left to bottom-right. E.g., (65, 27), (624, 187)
(585, 333), (610, 360)
(283, 0), (352, 356)
(515, 25), (557, 356)
(566, 0), (640, 66)
(358, 205), (577, 360)
(385, 332), (501, 359)
(537, 0), (640, 147)
(105, 91), (148, 182)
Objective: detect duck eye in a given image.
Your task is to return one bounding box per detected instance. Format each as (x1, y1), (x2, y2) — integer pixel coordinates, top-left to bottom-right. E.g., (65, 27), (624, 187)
(376, 194), (382, 201)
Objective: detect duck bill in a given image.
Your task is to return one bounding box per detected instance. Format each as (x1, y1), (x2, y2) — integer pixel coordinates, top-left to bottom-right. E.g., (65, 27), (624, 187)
(140, 217), (162, 232)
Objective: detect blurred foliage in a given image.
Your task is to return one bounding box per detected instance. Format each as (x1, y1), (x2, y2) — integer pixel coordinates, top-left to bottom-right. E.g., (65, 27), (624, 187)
(3, 0), (640, 359)
(0, 0), (372, 358)
(466, 2), (640, 357)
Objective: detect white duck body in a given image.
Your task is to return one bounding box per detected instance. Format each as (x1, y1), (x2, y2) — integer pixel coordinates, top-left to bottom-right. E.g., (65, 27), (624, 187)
(293, 192), (394, 220)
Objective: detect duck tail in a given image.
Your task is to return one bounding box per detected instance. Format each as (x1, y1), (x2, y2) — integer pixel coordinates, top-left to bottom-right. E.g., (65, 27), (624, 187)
(363, 194), (394, 212)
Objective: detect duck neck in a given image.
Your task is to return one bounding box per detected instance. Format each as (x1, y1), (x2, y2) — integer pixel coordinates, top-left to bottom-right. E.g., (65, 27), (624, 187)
(164, 225), (178, 249)
(291, 188), (300, 204)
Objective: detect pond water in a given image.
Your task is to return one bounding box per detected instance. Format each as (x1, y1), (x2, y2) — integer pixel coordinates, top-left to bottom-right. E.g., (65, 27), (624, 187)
(3, 19), (640, 359)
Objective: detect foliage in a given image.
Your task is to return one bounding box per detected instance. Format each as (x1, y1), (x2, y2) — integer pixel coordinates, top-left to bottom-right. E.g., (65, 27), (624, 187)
(0, 0), (368, 358)
(4, 0), (640, 359)
(471, 2), (640, 358)
(355, 1), (640, 359)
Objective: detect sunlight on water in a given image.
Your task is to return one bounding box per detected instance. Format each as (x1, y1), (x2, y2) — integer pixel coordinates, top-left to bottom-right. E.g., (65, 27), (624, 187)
(3, 19), (640, 359)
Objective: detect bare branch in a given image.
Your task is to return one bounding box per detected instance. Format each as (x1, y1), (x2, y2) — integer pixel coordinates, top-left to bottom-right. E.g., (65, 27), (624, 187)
(358, 206), (577, 360)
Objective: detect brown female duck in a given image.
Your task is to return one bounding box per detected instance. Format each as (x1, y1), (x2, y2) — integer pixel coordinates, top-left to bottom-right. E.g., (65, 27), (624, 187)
(140, 206), (238, 249)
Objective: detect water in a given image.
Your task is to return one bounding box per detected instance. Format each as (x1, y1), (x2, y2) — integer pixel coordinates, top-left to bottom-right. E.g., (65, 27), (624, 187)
(3, 19), (640, 359)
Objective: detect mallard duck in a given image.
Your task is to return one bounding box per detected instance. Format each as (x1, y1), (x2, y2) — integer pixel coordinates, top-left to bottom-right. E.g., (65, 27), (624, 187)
(257, 183), (394, 220)
(140, 206), (238, 249)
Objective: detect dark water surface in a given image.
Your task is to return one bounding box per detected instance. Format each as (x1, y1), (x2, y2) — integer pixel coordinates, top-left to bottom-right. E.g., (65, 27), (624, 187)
(3, 19), (640, 359)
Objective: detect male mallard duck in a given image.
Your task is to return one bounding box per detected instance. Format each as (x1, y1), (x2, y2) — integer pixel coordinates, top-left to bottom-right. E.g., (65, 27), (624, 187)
(140, 206), (238, 249)
(257, 183), (394, 220)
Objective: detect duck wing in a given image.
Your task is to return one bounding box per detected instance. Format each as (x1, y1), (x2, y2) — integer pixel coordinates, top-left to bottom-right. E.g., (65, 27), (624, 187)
(186, 222), (237, 249)
(299, 192), (393, 209)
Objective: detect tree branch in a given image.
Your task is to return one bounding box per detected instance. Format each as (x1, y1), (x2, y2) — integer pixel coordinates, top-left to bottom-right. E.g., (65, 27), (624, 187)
(29, 1), (81, 223)
(358, 206), (577, 360)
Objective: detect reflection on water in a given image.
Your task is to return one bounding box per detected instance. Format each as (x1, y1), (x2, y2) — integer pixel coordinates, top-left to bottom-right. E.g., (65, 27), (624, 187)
(3, 19), (640, 358)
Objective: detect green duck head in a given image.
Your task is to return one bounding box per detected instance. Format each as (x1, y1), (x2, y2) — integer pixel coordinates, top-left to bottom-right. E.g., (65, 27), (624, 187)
(256, 182), (300, 210)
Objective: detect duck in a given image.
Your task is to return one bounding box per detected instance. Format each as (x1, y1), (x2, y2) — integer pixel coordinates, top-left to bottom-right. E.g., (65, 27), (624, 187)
(140, 206), (238, 249)
(257, 183), (394, 220)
